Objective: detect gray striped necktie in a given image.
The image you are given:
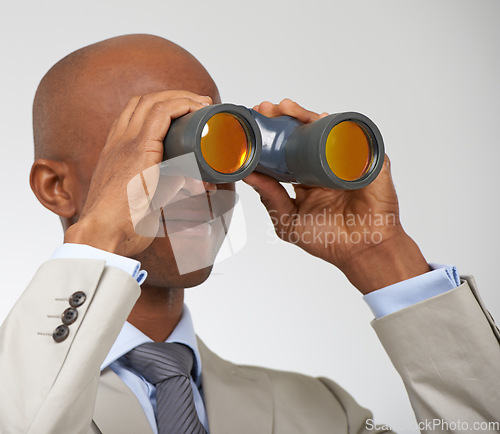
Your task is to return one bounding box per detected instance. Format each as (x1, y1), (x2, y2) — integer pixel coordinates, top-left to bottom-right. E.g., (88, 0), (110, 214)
(125, 342), (207, 434)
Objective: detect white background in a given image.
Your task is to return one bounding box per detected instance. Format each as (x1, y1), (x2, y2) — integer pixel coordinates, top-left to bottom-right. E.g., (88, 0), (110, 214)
(1, 1), (499, 431)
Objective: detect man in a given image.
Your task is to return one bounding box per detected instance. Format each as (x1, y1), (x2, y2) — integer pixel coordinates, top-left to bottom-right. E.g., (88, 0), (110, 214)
(0, 34), (499, 433)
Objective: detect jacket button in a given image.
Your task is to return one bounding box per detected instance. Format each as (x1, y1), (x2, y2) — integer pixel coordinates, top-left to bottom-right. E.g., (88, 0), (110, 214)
(61, 307), (78, 325)
(69, 291), (87, 307)
(52, 325), (69, 343)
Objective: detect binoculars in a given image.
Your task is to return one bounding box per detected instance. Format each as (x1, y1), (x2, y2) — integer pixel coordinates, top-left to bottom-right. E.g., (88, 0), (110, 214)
(164, 103), (384, 190)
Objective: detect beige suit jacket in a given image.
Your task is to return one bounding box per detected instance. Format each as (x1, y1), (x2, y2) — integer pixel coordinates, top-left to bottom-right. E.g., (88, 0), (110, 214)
(0, 259), (499, 433)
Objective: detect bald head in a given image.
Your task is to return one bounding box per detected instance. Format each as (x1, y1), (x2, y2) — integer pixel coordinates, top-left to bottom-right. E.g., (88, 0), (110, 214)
(30, 35), (226, 289)
(33, 34), (220, 164)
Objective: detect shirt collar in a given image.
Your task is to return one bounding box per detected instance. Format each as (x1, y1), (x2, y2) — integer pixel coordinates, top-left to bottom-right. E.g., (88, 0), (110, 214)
(101, 304), (202, 384)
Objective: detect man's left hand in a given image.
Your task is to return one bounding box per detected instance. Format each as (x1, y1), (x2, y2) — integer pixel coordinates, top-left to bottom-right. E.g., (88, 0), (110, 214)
(244, 99), (430, 294)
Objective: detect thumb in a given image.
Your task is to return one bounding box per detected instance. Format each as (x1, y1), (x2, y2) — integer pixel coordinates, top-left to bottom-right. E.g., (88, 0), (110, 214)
(244, 172), (296, 230)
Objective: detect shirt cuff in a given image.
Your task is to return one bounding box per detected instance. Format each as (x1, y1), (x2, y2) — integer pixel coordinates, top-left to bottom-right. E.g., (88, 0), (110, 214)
(363, 263), (460, 319)
(51, 244), (148, 285)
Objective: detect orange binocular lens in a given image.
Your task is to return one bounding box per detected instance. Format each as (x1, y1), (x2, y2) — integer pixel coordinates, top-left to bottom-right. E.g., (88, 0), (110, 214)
(325, 121), (372, 181)
(200, 113), (251, 174)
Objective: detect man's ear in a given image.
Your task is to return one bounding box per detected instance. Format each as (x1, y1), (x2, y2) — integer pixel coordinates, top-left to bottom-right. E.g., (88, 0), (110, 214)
(30, 159), (78, 219)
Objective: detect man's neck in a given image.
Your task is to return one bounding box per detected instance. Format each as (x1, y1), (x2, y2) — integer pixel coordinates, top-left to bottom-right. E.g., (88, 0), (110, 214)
(127, 285), (184, 342)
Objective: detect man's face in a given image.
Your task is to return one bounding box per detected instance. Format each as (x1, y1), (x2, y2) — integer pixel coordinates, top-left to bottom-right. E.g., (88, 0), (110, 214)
(132, 179), (237, 289)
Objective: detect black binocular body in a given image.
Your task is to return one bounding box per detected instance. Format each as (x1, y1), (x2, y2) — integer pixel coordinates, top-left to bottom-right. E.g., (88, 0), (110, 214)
(163, 103), (384, 190)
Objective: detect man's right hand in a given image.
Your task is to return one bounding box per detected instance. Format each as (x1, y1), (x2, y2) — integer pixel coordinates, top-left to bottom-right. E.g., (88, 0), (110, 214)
(64, 90), (212, 257)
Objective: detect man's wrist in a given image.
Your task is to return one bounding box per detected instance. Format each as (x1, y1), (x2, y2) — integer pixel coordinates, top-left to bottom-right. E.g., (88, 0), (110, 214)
(342, 233), (430, 295)
(64, 217), (126, 255)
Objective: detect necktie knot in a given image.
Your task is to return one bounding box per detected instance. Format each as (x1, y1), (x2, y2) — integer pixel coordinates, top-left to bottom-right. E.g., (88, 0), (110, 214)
(125, 342), (194, 385)
(124, 341), (206, 434)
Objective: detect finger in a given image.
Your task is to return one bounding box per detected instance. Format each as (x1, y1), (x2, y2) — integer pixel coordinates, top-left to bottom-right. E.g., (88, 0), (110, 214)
(150, 174), (187, 212)
(128, 166), (186, 232)
(127, 91), (211, 137)
(253, 101), (282, 118)
(244, 172), (296, 229)
(127, 165), (161, 229)
(133, 209), (162, 239)
(372, 153), (392, 180)
(377, 154), (394, 184)
(105, 118), (119, 142)
(107, 95), (142, 143)
(137, 98), (209, 148)
(278, 98), (321, 124)
(117, 90), (212, 142)
(384, 153), (391, 171)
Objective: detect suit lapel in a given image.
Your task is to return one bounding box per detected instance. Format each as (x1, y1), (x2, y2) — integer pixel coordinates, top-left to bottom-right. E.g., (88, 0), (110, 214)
(198, 338), (274, 434)
(93, 342), (274, 434)
(93, 368), (153, 434)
